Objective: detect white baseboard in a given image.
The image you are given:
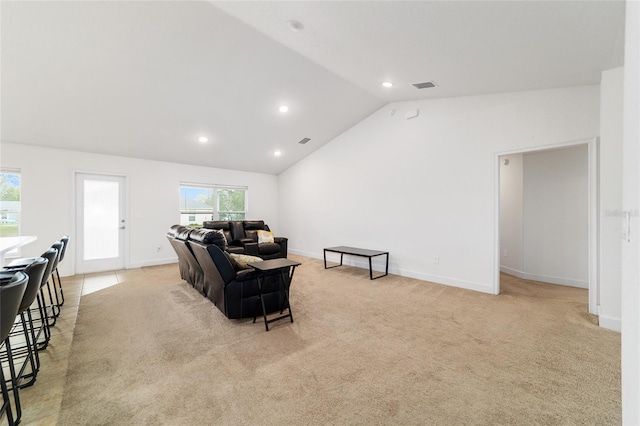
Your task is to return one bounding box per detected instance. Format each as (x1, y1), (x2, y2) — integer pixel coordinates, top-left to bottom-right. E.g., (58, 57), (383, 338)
(598, 315), (621, 332)
(128, 256), (178, 269)
(500, 266), (588, 289)
(521, 272), (588, 289)
(290, 249), (494, 294)
(500, 266), (525, 278)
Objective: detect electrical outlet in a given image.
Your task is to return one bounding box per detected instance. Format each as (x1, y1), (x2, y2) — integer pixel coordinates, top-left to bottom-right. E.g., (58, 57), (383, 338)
(157, 245), (162, 251)
(434, 256), (439, 265)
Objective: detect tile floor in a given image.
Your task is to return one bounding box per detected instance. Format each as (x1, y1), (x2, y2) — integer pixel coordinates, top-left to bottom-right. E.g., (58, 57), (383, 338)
(2, 269), (126, 425)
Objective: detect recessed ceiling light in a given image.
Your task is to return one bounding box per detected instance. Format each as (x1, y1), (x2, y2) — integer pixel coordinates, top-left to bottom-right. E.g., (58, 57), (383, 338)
(382, 81), (393, 88)
(279, 105), (289, 113)
(286, 20), (304, 32)
(274, 151), (282, 157)
(198, 136), (208, 143)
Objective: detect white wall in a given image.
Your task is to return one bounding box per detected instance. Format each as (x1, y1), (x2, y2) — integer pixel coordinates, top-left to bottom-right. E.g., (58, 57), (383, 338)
(0, 142), (279, 277)
(622, 0), (640, 422)
(522, 145), (589, 288)
(499, 154), (523, 275)
(599, 67), (624, 331)
(279, 85), (600, 293)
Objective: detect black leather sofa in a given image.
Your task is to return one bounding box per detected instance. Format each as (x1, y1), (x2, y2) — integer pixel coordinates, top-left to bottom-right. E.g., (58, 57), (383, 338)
(202, 220), (287, 259)
(167, 225), (285, 319)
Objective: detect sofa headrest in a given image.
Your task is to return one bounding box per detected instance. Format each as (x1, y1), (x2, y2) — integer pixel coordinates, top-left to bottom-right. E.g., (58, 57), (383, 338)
(203, 221), (230, 230)
(168, 225), (193, 240)
(188, 228), (228, 250)
(243, 220), (265, 230)
(167, 224), (184, 237)
(203, 221), (234, 244)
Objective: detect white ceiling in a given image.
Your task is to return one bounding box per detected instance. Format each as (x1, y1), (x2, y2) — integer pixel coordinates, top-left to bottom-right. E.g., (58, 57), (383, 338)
(1, 1), (625, 175)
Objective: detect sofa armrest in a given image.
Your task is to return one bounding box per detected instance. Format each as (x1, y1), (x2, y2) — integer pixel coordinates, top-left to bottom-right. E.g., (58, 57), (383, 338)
(243, 242), (260, 256)
(231, 238), (254, 246)
(274, 237), (288, 258)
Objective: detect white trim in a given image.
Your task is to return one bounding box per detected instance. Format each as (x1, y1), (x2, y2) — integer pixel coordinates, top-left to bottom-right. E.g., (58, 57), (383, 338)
(128, 257), (178, 269)
(520, 272), (588, 289)
(588, 138), (599, 313)
(499, 266), (524, 278)
(179, 181), (248, 190)
(598, 315), (621, 332)
(500, 266), (588, 288)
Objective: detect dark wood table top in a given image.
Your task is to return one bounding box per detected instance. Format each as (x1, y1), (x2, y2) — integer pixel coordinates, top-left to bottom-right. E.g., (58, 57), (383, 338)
(248, 258), (301, 272)
(324, 246), (388, 257)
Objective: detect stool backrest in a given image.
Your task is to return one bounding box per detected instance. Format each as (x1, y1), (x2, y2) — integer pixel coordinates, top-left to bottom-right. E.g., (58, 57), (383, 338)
(51, 241), (64, 270)
(0, 272), (29, 341)
(18, 257), (49, 312)
(40, 248), (58, 288)
(59, 236), (70, 263)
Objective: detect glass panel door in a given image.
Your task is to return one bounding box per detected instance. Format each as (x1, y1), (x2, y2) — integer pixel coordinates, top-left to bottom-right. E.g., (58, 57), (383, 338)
(75, 173), (126, 273)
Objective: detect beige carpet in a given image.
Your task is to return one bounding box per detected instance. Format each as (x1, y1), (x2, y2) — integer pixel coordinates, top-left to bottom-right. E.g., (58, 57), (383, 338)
(58, 255), (620, 425)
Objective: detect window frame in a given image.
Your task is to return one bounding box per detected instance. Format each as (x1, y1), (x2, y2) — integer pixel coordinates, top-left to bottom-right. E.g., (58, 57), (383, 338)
(0, 168), (22, 257)
(179, 182), (248, 227)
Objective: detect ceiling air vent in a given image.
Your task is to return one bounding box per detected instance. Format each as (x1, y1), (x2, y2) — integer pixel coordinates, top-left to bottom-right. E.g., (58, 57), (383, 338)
(298, 137), (311, 145)
(412, 81), (437, 89)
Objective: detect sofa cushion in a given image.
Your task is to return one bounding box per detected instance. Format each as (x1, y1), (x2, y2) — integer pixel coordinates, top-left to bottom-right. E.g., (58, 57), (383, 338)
(257, 230), (274, 243)
(229, 253), (263, 270)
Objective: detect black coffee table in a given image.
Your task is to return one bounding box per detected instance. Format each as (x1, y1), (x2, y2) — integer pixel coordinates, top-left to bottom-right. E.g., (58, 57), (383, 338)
(248, 258), (301, 331)
(323, 246), (389, 280)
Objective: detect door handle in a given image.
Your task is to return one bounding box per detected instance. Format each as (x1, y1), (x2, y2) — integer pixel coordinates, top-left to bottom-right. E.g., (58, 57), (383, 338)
(119, 226), (126, 230)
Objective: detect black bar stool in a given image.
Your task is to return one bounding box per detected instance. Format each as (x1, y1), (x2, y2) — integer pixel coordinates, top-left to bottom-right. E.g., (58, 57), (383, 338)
(0, 272), (29, 426)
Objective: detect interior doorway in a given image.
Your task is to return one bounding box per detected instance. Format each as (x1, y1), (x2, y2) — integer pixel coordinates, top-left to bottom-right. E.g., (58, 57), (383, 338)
(75, 173), (127, 274)
(494, 138), (598, 315)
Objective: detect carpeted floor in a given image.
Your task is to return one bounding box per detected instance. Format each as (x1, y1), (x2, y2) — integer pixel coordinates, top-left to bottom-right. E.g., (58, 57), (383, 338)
(58, 255), (621, 425)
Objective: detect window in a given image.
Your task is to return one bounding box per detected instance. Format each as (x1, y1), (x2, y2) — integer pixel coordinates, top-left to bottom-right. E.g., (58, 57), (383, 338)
(0, 170), (21, 255)
(179, 183), (247, 227)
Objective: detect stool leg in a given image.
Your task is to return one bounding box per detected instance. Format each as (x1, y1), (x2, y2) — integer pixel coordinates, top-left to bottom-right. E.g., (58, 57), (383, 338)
(3, 338), (22, 424)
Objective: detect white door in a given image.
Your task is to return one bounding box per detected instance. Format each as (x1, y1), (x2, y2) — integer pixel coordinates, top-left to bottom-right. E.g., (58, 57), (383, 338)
(75, 173), (126, 273)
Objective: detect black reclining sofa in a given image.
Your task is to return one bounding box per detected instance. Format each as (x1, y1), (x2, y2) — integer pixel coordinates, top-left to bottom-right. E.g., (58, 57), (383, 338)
(166, 225), (285, 319)
(202, 220), (287, 260)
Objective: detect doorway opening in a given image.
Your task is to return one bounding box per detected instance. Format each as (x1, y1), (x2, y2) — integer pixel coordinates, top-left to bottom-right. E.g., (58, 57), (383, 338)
(494, 138), (598, 315)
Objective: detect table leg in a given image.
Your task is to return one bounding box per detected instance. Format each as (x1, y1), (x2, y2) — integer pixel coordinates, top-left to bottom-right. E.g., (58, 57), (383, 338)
(279, 268), (295, 323)
(252, 274), (270, 331)
(369, 257), (373, 280)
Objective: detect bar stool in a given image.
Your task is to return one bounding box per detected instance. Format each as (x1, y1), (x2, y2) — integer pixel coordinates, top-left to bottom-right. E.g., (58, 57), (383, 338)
(0, 272), (29, 426)
(8, 258), (48, 389)
(4, 248), (58, 349)
(6, 241), (63, 318)
(52, 236), (70, 307)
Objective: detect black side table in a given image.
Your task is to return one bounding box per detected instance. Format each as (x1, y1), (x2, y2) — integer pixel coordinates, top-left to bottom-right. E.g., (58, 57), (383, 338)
(248, 258), (301, 331)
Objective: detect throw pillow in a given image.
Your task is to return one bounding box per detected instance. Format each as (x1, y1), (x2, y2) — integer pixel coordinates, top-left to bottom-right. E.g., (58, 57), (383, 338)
(229, 253), (263, 270)
(257, 230), (274, 244)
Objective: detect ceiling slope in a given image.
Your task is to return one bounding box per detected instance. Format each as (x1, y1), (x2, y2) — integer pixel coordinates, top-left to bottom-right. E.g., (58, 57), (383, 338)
(1, 1), (626, 174)
(1, 1), (383, 174)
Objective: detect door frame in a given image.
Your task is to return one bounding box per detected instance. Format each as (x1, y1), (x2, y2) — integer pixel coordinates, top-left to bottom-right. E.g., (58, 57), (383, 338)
(493, 138), (598, 315)
(73, 171), (129, 274)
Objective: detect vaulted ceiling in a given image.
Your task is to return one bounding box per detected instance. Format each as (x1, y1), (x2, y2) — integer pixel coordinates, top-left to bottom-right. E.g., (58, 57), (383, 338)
(1, 1), (625, 174)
